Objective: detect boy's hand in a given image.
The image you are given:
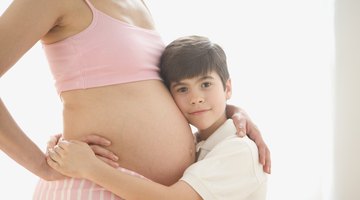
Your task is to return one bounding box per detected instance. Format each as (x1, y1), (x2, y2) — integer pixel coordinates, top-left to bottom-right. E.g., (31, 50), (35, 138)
(46, 134), (119, 168)
(47, 140), (100, 178)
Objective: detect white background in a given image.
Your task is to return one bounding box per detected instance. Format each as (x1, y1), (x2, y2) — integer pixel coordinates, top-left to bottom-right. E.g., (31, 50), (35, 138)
(1, 0), (334, 199)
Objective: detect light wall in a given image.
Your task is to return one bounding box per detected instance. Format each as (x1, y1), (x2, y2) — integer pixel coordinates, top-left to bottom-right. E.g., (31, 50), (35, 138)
(0, 0), (339, 199)
(333, 0), (360, 199)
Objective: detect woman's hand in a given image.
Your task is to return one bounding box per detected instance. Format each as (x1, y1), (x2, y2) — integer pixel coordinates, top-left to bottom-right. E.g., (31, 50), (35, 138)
(47, 140), (100, 178)
(46, 134), (119, 168)
(226, 104), (271, 174)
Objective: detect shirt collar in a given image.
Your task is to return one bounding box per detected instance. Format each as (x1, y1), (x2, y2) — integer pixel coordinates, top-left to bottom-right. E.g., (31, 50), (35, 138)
(196, 119), (236, 161)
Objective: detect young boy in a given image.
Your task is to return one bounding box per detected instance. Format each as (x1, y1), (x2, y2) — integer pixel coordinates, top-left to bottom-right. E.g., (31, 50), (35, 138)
(48, 35), (268, 200)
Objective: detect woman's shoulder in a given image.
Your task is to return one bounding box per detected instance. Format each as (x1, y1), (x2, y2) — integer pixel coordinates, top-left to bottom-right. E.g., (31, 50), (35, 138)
(42, 0), (95, 43)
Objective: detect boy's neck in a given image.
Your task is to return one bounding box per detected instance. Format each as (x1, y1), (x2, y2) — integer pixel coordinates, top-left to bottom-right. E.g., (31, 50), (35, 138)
(196, 130), (213, 142)
(196, 114), (227, 142)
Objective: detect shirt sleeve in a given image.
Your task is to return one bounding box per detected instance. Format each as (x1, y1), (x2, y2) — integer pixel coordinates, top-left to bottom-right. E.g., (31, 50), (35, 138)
(180, 136), (267, 200)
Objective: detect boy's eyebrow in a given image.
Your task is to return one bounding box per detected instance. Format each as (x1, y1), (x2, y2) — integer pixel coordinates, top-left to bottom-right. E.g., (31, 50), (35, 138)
(171, 82), (185, 88)
(171, 75), (215, 88)
(198, 75), (214, 82)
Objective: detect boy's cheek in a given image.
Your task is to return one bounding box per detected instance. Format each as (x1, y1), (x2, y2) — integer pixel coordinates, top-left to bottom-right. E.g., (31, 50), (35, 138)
(173, 97), (187, 112)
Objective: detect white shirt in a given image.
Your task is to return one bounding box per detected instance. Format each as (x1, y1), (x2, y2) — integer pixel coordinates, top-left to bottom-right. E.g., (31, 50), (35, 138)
(181, 119), (267, 200)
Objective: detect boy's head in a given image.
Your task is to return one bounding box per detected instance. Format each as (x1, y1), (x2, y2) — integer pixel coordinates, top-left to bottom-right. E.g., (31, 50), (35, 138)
(160, 35), (230, 90)
(160, 35), (232, 138)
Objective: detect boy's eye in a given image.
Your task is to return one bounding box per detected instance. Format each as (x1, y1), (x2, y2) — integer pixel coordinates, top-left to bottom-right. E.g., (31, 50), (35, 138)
(177, 87), (188, 93)
(201, 82), (212, 88)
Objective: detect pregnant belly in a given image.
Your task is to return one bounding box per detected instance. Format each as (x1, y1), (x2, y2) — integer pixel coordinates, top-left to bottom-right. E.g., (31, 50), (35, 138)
(60, 81), (196, 185)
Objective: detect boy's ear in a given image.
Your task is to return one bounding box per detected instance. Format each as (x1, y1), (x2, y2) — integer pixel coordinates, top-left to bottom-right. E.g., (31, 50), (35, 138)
(225, 79), (232, 100)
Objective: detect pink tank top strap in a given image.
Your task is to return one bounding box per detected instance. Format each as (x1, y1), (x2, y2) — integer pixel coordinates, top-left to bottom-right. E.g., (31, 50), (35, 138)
(83, 0), (95, 10)
(83, 0), (98, 18)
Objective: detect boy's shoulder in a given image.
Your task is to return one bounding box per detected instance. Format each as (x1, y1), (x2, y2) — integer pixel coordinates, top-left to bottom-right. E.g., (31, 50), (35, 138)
(197, 119), (259, 159)
(210, 134), (259, 160)
(181, 131), (268, 200)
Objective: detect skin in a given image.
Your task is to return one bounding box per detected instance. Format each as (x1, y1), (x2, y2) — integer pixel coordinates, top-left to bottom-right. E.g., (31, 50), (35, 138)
(0, 0), (196, 185)
(48, 71), (233, 199)
(0, 0), (270, 186)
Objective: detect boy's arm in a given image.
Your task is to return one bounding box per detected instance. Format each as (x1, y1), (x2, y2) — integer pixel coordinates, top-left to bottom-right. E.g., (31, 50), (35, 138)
(47, 140), (202, 200)
(226, 104), (271, 174)
(84, 163), (202, 200)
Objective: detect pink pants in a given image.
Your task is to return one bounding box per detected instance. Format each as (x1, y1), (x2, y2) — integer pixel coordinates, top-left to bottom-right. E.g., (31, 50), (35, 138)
(33, 167), (146, 200)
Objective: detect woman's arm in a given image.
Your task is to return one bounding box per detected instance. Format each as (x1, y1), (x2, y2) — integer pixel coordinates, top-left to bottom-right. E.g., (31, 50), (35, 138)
(48, 140), (202, 200)
(0, 0), (66, 75)
(0, 99), (63, 180)
(0, 0), (69, 179)
(226, 104), (271, 174)
(0, 99), (117, 180)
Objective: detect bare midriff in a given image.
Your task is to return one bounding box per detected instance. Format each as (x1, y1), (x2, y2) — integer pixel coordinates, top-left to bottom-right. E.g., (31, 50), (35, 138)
(60, 80), (195, 185)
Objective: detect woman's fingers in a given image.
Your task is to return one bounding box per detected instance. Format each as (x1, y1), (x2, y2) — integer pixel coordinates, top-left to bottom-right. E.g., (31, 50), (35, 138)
(47, 156), (59, 169)
(80, 134), (111, 146)
(48, 147), (62, 164)
(46, 133), (63, 156)
(90, 145), (119, 162)
(96, 155), (119, 168)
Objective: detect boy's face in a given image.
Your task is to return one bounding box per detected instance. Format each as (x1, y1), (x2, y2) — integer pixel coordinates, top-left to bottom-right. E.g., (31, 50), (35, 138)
(170, 71), (232, 134)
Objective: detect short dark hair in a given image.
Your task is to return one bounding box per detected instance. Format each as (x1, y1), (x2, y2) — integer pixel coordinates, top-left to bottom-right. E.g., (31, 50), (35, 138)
(160, 35), (230, 89)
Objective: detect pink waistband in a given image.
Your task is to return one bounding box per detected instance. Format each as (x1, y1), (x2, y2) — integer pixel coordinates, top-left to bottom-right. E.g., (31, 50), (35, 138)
(33, 167), (147, 200)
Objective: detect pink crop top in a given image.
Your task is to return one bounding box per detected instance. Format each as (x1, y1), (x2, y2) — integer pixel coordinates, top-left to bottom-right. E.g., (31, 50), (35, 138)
(43, 0), (165, 94)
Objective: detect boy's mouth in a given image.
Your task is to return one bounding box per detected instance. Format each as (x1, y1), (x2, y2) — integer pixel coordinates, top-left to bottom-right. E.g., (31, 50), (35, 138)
(189, 109), (211, 115)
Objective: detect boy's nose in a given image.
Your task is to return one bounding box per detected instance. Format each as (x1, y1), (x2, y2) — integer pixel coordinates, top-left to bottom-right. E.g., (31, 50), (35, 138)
(191, 96), (205, 104)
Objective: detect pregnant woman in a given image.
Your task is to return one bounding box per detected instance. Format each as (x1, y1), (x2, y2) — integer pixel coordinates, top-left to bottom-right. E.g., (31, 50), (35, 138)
(0, 0), (270, 199)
